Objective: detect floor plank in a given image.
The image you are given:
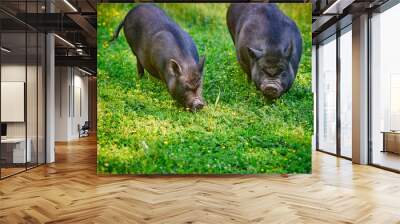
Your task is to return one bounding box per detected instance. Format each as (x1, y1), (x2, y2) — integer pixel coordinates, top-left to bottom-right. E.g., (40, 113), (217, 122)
(0, 135), (400, 223)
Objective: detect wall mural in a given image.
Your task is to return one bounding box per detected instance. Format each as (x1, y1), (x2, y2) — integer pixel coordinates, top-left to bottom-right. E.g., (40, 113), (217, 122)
(97, 3), (312, 174)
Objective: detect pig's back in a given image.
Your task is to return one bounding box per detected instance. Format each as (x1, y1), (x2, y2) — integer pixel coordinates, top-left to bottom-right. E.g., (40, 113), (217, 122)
(229, 4), (289, 47)
(124, 4), (198, 61)
(123, 5), (170, 50)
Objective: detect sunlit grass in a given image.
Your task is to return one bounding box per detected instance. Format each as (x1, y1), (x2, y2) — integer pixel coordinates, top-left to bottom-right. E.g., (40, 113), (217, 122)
(97, 3), (312, 174)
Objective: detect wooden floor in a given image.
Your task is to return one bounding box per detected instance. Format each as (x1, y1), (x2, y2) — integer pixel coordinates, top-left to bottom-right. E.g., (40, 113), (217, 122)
(1, 136), (400, 223)
(1, 163), (44, 178)
(0, 167), (26, 178)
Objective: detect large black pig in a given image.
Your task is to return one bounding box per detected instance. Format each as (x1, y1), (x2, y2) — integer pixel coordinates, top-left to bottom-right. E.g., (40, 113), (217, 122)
(110, 4), (206, 111)
(227, 3), (302, 99)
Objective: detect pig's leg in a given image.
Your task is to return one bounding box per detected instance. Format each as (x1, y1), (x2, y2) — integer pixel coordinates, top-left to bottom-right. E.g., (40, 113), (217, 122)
(246, 73), (251, 83)
(137, 59), (144, 79)
(239, 60), (252, 83)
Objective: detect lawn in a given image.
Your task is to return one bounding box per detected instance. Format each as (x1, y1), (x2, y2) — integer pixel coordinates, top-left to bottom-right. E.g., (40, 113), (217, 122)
(97, 3), (312, 174)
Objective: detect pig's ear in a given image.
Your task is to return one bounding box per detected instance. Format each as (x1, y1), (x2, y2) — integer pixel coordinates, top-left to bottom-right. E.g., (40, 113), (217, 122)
(198, 56), (206, 73)
(247, 47), (263, 60)
(169, 59), (182, 76)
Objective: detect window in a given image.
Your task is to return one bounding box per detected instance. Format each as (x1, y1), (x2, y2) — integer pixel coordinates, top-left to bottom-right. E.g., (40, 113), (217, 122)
(317, 35), (337, 154)
(339, 27), (352, 158)
(0, 1), (46, 179)
(370, 3), (400, 171)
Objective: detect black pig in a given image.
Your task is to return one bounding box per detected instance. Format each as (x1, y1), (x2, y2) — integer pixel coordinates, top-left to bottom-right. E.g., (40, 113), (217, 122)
(110, 4), (206, 111)
(227, 3), (302, 99)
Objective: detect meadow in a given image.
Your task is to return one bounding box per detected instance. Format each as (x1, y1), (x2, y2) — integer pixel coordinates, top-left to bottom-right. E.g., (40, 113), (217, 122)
(97, 3), (312, 174)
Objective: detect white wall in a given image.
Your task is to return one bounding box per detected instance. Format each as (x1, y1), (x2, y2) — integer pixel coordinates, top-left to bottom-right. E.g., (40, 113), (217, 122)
(55, 67), (70, 141)
(55, 66), (88, 141)
(1, 65), (25, 81)
(72, 72), (89, 138)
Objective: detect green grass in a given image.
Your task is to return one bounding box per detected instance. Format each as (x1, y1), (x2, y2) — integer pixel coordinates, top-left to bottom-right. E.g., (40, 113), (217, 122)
(97, 3), (312, 174)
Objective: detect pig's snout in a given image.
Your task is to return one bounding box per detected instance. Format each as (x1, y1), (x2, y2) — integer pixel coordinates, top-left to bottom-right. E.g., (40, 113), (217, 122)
(190, 98), (205, 112)
(261, 83), (281, 99)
